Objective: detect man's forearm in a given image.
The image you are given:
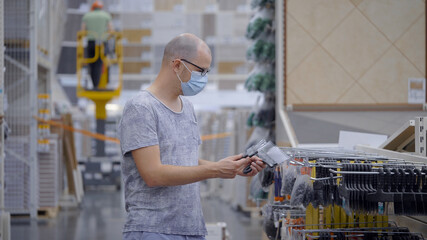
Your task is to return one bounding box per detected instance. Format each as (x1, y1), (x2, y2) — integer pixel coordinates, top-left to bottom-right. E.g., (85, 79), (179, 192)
(199, 159), (215, 165)
(145, 163), (217, 187)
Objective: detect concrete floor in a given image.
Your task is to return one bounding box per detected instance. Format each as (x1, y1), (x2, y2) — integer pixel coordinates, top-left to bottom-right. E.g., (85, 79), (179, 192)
(10, 190), (263, 240)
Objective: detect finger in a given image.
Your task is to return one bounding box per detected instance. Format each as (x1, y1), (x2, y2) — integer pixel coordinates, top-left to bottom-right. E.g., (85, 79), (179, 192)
(252, 162), (263, 172)
(248, 165), (258, 176)
(253, 160), (266, 168)
(250, 156), (262, 162)
(230, 153), (244, 161)
(251, 165), (259, 173)
(236, 157), (251, 168)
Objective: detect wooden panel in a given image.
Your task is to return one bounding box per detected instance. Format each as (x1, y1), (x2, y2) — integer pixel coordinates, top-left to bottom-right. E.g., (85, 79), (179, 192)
(284, 0), (426, 108)
(217, 61), (244, 74)
(154, 0), (183, 11)
(122, 29), (152, 43)
(123, 61), (151, 74)
(123, 46), (151, 58)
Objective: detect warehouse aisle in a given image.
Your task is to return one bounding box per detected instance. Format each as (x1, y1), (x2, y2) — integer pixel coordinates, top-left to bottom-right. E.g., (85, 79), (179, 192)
(10, 190), (263, 240)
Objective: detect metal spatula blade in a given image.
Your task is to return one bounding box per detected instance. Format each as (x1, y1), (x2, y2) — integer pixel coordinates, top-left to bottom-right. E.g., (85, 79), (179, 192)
(243, 140), (290, 174)
(257, 142), (289, 167)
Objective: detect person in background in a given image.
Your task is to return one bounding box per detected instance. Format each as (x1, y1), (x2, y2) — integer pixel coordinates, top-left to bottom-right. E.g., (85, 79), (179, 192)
(118, 33), (266, 240)
(81, 0), (113, 89)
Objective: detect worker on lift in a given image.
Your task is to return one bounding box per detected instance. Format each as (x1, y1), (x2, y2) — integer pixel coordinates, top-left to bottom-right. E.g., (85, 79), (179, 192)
(81, 1), (113, 89)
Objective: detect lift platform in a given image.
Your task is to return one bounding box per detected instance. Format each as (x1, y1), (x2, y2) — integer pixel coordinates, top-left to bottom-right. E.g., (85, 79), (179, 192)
(76, 31), (123, 156)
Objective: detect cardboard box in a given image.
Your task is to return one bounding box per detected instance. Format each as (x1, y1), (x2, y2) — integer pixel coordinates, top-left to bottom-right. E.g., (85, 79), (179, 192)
(123, 46), (151, 58)
(217, 61), (245, 74)
(154, 0), (184, 11)
(122, 29), (152, 43)
(123, 61), (151, 74)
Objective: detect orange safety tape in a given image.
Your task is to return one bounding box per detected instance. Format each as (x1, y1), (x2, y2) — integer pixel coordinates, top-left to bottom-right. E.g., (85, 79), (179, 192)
(34, 116), (120, 144)
(201, 132), (232, 141)
(34, 116), (232, 144)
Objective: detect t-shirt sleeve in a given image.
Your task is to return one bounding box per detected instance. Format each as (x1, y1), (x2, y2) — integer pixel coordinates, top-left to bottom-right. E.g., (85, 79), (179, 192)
(119, 102), (159, 156)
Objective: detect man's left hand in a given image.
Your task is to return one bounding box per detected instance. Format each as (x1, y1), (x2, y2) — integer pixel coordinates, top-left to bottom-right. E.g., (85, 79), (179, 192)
(237, 156), (266, 177)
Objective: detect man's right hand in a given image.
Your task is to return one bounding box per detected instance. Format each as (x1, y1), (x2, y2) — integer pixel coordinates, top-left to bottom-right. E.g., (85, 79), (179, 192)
(214, 154), (251, 179)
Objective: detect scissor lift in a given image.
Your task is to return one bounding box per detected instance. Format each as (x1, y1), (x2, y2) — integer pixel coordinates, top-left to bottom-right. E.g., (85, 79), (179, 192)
(76, 31), (123, 156)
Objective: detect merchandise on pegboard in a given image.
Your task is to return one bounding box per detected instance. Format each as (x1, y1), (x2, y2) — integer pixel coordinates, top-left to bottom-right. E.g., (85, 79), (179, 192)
(262, 147), (427, 240)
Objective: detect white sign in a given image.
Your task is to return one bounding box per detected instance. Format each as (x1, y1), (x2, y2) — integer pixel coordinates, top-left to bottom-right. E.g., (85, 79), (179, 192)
(339, 131), (387, 150)
(408, 78), (425, 104)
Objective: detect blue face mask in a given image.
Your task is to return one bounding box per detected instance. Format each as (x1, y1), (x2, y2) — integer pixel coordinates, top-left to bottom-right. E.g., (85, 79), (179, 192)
(177, 62), (208, 96)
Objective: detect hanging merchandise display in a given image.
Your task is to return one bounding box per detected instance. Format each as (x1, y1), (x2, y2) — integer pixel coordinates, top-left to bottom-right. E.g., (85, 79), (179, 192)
(245, 1), (277, 203)
(245, 0), (276, 131)
(260, 147), (427, 240)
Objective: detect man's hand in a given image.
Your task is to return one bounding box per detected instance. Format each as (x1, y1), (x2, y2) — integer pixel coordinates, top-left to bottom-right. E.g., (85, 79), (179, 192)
(238, 156), (266, 177)
(214, 154), (251, 179)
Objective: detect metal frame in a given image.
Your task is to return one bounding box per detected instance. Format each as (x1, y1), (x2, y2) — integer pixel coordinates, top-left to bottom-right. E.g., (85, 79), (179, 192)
(275, 0), (298, 147)
(29, 0), (39, 219)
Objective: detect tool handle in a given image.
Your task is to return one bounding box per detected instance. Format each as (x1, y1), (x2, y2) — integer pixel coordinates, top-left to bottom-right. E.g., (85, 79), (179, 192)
(242, 151), (258, 174)
(243, 164), (253, 174)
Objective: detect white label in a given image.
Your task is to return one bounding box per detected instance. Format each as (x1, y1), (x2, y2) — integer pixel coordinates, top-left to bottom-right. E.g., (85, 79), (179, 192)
(408, 78), (425, 104)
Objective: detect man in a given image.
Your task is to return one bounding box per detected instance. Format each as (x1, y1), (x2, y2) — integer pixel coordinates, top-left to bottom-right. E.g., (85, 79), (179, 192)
(81, 1), (113, 88)
(118, 33), (266, 240)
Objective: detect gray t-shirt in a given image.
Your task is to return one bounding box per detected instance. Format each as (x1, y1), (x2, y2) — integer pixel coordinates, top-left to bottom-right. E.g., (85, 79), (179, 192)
(118, 90), (207, 236)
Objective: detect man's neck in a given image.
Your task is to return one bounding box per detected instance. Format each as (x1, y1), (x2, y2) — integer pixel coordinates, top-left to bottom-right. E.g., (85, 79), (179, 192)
(147, 74), (182, 111)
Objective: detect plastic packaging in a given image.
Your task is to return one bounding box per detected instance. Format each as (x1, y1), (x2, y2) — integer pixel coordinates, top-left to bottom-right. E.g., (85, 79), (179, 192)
(249, 174), (269, 201)
(290, 175), (314, 207)
(262, 204), (281, 240)
(259, 166), (275, 188)
(281, 165), (297, 195)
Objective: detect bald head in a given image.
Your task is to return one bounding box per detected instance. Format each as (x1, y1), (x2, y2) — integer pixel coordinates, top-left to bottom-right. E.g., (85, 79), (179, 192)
(162, 33), (211, 66)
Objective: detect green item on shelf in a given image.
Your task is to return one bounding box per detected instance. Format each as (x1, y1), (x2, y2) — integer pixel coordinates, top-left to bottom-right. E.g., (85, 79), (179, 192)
(245, 72), (275, 92)
(247, 40), (275, 63)
(247, 112), (255, 127)
(246, 18), (272, 40)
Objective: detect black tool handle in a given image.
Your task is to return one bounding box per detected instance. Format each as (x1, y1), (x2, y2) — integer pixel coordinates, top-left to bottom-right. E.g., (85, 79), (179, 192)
(243, 164), (253, 174)
(242, 151), (258, 174)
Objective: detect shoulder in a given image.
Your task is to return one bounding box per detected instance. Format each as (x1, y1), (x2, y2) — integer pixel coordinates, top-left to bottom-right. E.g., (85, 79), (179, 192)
(181, 96), (193, 108)
(101, 11), (112, 19)
(123, 91), (154, 113)
(181, 97), (196, 115)
(82, 12), (90, 20)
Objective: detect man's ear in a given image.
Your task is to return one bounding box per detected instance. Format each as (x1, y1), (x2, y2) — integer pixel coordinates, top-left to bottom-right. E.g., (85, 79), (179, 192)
(172, 59), (182, 74)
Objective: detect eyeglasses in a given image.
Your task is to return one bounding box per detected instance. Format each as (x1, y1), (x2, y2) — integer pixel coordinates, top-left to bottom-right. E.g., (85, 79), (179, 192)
(180, 59), (210, 76)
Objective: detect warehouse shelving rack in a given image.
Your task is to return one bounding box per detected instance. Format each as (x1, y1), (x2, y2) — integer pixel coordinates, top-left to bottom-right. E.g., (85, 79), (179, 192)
(3, 0), (66, 219)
